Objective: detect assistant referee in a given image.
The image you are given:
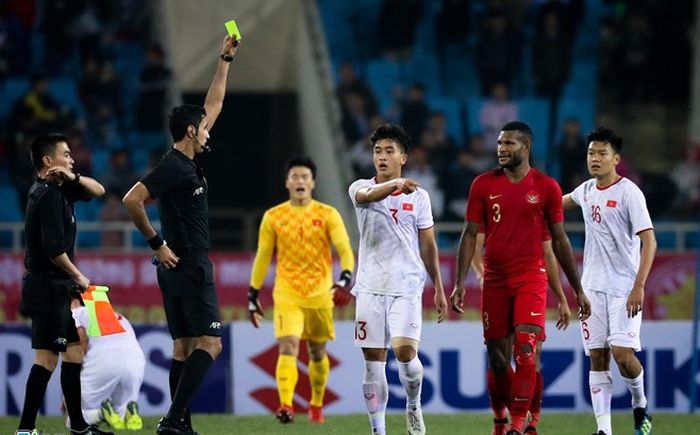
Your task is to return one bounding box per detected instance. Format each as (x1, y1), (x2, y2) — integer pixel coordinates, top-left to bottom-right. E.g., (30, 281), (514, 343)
(18, 133), (108, 435)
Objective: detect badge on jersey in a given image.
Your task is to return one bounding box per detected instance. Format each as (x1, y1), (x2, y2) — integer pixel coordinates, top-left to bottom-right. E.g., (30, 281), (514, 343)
(526, 191), (540, 204)
(402, 203), (413, 211)
(606, 199), (617, 208)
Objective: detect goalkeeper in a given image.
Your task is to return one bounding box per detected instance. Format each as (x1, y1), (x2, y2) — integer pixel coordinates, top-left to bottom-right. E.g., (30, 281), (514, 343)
(248, 156), (355, 425)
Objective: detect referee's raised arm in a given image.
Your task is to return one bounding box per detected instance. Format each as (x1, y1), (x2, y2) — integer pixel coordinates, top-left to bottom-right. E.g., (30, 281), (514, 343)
(203, 35), (239, 131)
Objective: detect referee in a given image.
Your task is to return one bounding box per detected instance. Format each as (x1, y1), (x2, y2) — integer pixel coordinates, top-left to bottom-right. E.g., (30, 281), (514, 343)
(18, 133), (109, 435)
(123, 34), (239, 435)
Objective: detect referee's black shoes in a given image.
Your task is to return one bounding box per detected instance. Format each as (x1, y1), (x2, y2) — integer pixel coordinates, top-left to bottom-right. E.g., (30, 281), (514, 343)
(156, 417), (198, 435)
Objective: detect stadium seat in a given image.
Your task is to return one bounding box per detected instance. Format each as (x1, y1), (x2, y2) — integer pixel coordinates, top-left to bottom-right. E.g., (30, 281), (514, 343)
(465, 97), (485, 136)
(0, 186), (23, 221)
(366, 59), (402, 115)
(426, 96), (465, 147)
(91, 149), (111, 179)
(0, 78), (30, 121)
(48, 79), (83, 117)
(555, 97), (596, 141)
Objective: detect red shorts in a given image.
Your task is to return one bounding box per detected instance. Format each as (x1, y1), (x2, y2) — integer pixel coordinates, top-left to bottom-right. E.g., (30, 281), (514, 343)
(481, 276), (547, 340)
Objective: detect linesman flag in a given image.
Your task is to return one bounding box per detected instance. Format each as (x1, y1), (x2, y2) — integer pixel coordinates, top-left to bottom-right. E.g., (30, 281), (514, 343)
(81, 285), (125, 337)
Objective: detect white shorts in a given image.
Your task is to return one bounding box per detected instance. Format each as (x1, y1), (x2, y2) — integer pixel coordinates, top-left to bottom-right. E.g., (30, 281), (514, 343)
(353, 292), (422, 349)
(580, 289), (642, 355)
(81, 348), (146, 416)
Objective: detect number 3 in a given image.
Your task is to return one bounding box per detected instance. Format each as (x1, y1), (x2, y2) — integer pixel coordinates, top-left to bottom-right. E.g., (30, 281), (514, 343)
(492, 203), (501, 223)
(355, 321), (367, 340)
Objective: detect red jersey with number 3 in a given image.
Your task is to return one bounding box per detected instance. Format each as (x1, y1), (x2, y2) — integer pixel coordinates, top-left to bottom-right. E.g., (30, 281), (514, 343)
(466, 168), (563, 285)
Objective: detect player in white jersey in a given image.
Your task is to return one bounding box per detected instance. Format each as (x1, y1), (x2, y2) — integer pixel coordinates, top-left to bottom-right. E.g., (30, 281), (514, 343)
(67, 299), (146, 431)
(346, 123), (448, 435)
(562, 127), (656, 435)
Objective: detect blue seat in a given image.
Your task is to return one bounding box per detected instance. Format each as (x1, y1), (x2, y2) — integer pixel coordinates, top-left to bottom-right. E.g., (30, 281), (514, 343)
(0, 186), (23, 221)
(128, 132), (169, 152)
(427, 96), (464, 146)
(48, 79), (83, 116)
(465, 97), (485, 136)
(555, 97), (596, 141)
(366, 59), (403, 115)
(0, 78), (30, 120)
(562, 61), (598, 99)
(91, 149), (111, 179)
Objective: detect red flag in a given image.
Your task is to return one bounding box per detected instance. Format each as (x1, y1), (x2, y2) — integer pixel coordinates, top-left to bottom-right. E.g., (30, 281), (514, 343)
(402, 203), (413, 211)
(606, 200), (617, 208)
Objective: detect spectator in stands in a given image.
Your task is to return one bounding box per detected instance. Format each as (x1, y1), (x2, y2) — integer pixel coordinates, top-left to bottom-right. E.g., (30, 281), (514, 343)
(350, 115), (384, 179)
(420, 111), (457, 175)
(475, 11), (522, 95)
(72, 0), (103, 65)
(6, 133), (36, 214)
(400, 83), (429, 144)
(467, 133), (497, 173)
(404, 146), (444, 219)
(15, 74), (61, 128)
(617, 11), (652, 102)
(435, 0), (471, 52)
(377, 0), (423, 59)
(535, 0), (581, 44)
(669, 142), (700, 219)
(479, 82), (518, 150)
(100, 193), (130, 249)
(102, 149), (138, 198)
(533, 11), (572, 101)
(40, 0), (81, 75)
(444, 148), (480, 221)
(555, 118), (587, 193)
(135, 44), (172, 132)
(65, 128), (93, 177)
(336, 62), (378, 117)
(341, 91), (370, 145)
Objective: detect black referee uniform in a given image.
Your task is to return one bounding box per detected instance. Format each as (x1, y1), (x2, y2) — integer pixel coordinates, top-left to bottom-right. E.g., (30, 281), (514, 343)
(22, 177), (90, 352)
(141, 148), (221, 339)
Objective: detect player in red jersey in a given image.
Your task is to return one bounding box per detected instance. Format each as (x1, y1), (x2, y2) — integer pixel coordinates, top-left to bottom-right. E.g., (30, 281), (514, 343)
(450, 121), (591, 435)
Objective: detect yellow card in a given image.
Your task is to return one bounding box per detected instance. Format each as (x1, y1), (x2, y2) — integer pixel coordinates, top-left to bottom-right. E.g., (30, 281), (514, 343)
(225, 19), (241, 40)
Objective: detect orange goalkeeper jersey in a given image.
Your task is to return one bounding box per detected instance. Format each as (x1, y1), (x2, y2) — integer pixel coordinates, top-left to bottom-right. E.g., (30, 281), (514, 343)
(250, 200), (354, 308)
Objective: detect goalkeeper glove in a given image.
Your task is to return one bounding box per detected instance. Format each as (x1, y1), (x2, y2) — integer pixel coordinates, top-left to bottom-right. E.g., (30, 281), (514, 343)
(248, 287), (264, 328)
(331, 270), (353, 307)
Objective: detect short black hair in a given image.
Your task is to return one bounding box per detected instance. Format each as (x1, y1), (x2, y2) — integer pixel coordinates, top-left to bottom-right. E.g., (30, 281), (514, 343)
(30, 133), (69, 171)
(168, 104), (206, 142)
(370, 123), (413, 153)
(587, 127), (623, 154)
(501, 121), (533, 144)
(284, 156), (317, 179)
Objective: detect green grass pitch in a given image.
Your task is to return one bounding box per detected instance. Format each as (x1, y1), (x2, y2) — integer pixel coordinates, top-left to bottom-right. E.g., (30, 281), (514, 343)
(2, 412), (697, 434)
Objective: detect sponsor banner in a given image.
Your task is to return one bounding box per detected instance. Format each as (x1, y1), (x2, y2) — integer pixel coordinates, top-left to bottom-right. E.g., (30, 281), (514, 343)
(232, 321), (700, 414)
(0, 325), (229, 416)
(0, 252), (696, 322)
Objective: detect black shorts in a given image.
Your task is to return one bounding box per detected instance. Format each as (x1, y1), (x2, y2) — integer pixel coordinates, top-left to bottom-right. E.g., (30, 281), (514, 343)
(157, 255), (221, 339)
(21, 273), (80, 353)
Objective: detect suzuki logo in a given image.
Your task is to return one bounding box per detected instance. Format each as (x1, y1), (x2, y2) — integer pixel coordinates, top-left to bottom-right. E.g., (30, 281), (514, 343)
(249, 342), (340, 412)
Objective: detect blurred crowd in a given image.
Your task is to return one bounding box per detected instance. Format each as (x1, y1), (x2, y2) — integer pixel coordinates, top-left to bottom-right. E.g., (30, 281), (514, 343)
(331, 0), (698, 222)
(0, 0), (171, 247)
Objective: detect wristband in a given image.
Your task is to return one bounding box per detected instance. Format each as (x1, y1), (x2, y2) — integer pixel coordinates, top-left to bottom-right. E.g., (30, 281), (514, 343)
(147, 234), (164, 250)
(220, 53), (234, 62)
(72, 172), (81, 183)
(248, 287), (260, 310)
(337, 270), (352, 288)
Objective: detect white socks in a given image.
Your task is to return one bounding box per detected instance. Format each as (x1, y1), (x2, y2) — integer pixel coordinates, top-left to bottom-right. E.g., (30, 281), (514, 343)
(589, 371), (613, 434)
(398, 356), (424, 407)
(363, 361), (388, 435)
(622, 369), (648, 409)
